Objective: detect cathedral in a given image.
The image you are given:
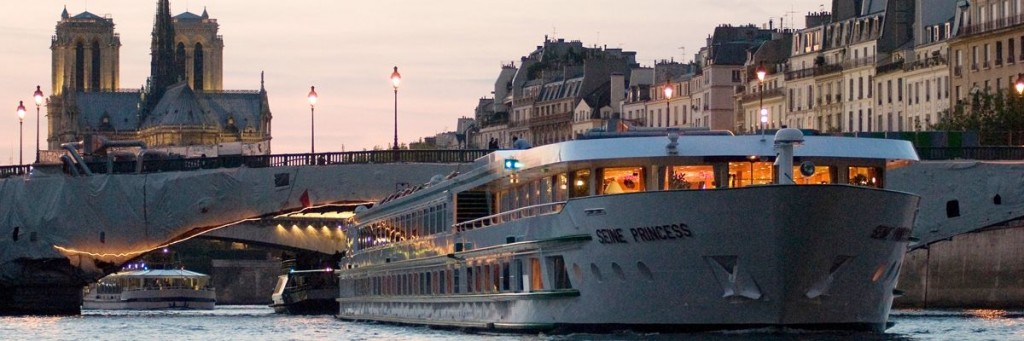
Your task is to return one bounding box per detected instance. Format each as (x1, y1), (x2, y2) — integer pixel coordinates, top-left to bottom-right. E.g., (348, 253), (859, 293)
(47, 0), (272, 156)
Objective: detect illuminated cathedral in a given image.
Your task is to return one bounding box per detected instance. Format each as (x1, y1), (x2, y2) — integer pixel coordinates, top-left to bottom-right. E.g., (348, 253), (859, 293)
(47, 0), (272, 156)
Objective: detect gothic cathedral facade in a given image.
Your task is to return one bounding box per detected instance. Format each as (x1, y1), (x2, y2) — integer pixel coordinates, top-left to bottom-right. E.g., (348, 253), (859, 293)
(46, 1), (271, 157)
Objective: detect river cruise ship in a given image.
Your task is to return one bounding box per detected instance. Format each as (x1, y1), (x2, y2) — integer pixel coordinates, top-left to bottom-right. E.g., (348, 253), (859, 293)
(335, 130), (920, 332)
(82, 268), (216, 310)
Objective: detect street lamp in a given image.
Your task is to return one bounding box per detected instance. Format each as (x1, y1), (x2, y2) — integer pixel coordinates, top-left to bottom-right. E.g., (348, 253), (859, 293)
(663, 80), (674, 127)
(33, 85), (43, 163)
(308, 86), (318, 154)
(755, 62), (767, 136)
(16, 101), (26, 165)
(1015, 73), (1024, 95)
(390, 66), (402, 151)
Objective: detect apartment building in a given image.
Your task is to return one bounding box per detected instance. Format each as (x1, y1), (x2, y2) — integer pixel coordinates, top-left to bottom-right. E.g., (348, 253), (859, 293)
(949, 0), (1024, 106)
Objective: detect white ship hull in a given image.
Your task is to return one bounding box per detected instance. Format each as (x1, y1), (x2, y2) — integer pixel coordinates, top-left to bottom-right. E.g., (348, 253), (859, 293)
(337, 185), (919, 332)
(82, 287), (216, 310)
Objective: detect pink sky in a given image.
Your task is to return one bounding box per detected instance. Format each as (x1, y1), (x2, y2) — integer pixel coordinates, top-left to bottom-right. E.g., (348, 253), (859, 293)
(0, 0), (827, 165)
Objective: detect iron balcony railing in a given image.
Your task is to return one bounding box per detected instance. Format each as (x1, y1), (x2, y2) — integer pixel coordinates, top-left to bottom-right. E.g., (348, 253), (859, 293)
(960, 15), (1024, 36)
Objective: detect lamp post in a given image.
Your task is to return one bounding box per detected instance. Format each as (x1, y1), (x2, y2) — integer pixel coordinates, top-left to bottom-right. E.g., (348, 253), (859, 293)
(390, 66), (402, 151)
(663, 80), (674, 127)
(1015, 73), (1024, 95)
(16, 101), (26, 165)
(755, 62), (767, 137)
(33, 85), (43, 163)
(308, 86), (318, 154)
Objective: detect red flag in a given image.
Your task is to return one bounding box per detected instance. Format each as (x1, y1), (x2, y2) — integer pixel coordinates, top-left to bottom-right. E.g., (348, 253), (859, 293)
(299, 190), (311, 208)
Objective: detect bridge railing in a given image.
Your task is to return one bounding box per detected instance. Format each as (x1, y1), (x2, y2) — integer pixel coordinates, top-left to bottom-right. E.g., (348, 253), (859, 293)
(0, 149), (491, 178)
(916, 147), (1024, 161)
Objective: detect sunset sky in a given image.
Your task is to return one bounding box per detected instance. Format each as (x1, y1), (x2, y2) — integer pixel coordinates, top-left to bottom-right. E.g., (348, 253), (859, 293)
(0, 0), (828, 165)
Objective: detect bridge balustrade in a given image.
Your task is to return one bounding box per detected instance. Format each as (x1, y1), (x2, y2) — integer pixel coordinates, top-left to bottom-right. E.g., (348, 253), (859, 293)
(0, 149), (491, 178)
(916, 147), (1024, 161)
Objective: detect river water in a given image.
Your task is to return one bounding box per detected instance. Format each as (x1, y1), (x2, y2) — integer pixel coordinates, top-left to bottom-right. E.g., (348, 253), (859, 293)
(1, 306), (1021, 340)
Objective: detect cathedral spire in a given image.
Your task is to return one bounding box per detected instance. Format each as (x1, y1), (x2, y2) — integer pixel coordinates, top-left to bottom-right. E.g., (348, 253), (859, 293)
(145, 0), (183, 114)
(61, 5), (69, 19)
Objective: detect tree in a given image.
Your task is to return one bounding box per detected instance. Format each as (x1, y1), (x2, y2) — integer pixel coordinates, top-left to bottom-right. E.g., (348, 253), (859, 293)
(932, 89), (1024, 145)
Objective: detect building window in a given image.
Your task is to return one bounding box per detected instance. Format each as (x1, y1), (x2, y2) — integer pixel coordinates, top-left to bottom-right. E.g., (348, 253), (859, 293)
(849, 79), (855, 100)
(898, 78), (903, 101)
(972, 46), (979, 69)
(867, 76), (873, 98)
(1010, 38), (1016, 63)
(877, 82), (882, 105)
(887, 80), (893, 103)
(996, 41), (1004, 66)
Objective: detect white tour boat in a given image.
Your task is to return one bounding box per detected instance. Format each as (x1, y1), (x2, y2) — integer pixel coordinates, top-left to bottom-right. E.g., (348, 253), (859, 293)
(335, 129), (920, 332)
(82, 268), (216, 310)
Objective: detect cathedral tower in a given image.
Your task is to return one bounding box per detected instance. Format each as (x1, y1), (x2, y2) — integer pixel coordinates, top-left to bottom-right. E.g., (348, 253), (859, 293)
(50, 6), (121, 95)
(145, 0), (184, 113)
(173, 7), (224, 91)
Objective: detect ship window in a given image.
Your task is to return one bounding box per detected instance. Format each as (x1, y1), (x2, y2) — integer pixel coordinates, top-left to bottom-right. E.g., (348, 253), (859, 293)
(466, 266), (474, 293)
(493, 263), (501, 292)
(439, 270), (447, 295)
(475, 265), (484, 293)
(848, 166), (882, 188)
(728, 161), (774, 187)
(549, 256), (572, 289)
(451, 268), (459, 294)
(600, 167), (645, 194)
(666, 165), (716, 190)
(530, 258), (545, 291)
(483, 264), (492, 292)
(794, 165), (833, 184)
(421, 272), (428, 295)
(554, 173), (569, 201)
(570, 169), (591, 198)
(501, 261), (511, 291)
(540, 176), (553, 204)
(514, 259), (524, 292)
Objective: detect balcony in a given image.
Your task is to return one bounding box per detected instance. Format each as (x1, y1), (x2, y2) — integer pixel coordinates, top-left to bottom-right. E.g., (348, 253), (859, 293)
(960, 14), (1024, 36)
(739, 87), (785, 102)
(842, 56), (875, 69)
(784, 63), (844, 81)
(528, 112), (571, 128)
(954, 66), (963, 77)
(875, 60), (905, 75)
(905, 55), (947, 72)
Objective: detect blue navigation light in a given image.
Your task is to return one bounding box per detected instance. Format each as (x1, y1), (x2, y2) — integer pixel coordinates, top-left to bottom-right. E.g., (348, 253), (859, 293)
(504, 158), (522, 170)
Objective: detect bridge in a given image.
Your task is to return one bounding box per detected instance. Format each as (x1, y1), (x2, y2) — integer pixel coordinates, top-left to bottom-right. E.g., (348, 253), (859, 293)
(0, 149), (488, 314)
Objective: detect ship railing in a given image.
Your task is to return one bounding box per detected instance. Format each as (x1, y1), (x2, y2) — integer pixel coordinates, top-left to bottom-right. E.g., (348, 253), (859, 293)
(124, 285), (215, 291)
(454, 201), (566, 232)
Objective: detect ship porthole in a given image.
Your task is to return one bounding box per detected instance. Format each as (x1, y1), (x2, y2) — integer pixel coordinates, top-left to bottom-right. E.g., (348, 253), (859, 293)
(572, 263), (583, 284)
(637, 261), (653, 282)
(590, 263), (603, 282)
(611, 262), (625, 281)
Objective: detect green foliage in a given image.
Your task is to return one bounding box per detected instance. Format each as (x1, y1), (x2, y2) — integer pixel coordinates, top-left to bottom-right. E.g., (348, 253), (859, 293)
(932, 89), (1024, 135)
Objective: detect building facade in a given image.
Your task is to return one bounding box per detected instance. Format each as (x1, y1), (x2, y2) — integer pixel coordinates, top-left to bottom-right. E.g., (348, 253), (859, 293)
(452, 0), (1024, 150)
(950, 0), (1024, 108)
